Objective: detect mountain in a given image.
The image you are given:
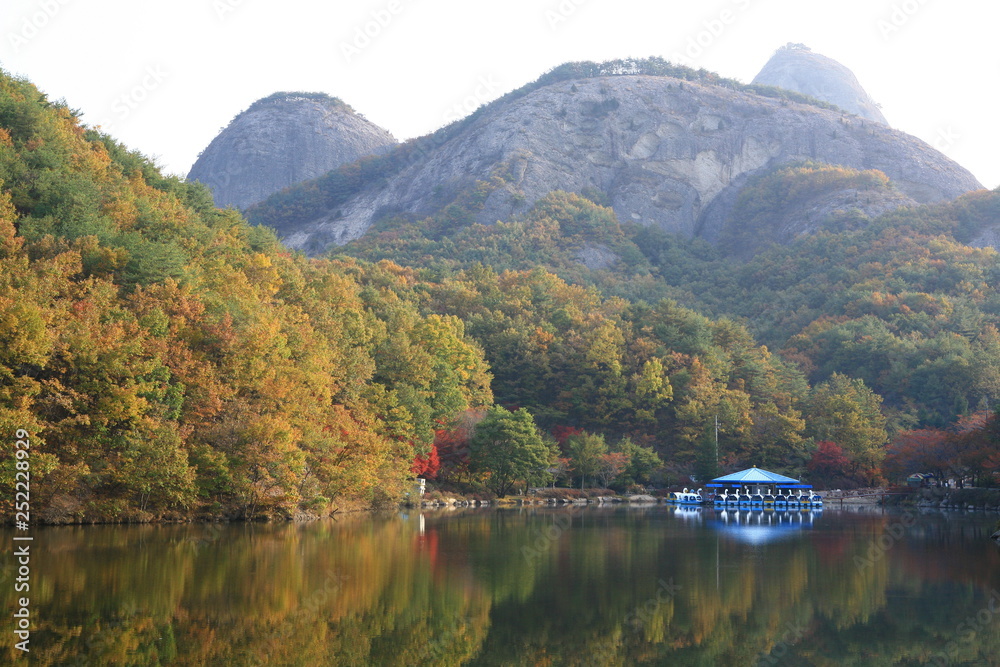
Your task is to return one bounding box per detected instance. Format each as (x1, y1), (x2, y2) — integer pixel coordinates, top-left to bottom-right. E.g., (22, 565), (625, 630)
(5, 63), (1000, 521)
(188, 92), (396, 210)
(752, 44), (889, 126)
(6, 65), (866, 519)
(247, 60), (979, 255)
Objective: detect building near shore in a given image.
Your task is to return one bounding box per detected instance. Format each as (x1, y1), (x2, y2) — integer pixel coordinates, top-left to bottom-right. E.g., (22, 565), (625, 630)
(707, 467), (819, 507)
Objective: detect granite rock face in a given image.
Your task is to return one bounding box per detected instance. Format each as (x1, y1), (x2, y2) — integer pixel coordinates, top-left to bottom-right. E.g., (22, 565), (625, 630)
(277, 74), (980, 254)
(752, 44), (889, 125)
(188, 93), (396, 210)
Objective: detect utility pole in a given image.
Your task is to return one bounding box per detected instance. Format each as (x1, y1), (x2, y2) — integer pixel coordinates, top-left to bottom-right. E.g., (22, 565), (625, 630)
(714, 414), (719, 473)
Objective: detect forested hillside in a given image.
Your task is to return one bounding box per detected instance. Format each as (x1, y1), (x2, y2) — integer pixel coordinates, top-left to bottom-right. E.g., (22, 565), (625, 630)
(0, 70), (895, 522)
(0, 71), (493, 521)
(339, 163), (1000, 486)
(342, 163), (1000, 424)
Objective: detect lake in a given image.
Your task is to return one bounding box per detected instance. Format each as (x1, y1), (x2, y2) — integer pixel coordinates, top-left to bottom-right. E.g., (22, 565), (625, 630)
(2, 505), (999, 665)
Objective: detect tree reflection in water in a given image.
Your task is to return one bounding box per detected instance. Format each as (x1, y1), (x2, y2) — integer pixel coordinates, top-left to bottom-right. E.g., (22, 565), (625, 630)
(2, 507), (999, 665)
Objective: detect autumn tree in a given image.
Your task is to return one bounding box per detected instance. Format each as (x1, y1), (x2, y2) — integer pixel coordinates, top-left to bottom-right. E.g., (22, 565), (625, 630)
(807, 441), (852, 487)
(807, 374), (888, 483)
(950, 411), (1000, 486)
(612, 437), (662, 488)
(884, 428), (953, 483)
(434, 409), (486, 485)
(411, 445), (440, 480)
(469, 407), (553, 497)
(595, 452), (630, 489)
(566, 432), (608, 489)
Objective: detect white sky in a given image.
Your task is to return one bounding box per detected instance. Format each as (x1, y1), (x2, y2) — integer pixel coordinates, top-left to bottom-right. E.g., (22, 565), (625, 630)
(2, 0), (998, 188)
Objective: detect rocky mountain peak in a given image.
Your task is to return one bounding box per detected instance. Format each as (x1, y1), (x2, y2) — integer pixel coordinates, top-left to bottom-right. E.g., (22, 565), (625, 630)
(260, 66), (979, 255)
(752, 44), (889, 125)
(188, 92), (396, 210)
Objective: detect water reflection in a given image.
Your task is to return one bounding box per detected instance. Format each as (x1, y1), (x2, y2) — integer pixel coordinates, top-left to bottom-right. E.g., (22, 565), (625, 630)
(707, 509), (822, 545)
(1, 508), (999, 665)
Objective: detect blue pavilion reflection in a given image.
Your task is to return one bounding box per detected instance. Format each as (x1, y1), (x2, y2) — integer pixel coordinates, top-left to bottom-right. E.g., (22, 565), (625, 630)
(704, 508), (823, 545)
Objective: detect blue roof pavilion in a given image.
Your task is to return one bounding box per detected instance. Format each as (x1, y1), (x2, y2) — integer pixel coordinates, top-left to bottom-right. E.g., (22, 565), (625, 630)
(706, 466), (812, 489)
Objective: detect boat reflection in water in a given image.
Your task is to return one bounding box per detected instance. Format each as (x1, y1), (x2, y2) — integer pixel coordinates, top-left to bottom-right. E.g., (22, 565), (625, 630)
(707, 508), (823, 545)
(669, 504), (706, 521)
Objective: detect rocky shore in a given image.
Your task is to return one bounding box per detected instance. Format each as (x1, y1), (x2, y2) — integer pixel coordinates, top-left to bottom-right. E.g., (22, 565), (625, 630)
(883, 487), (1000, 512)
(416, 494), (662, 509)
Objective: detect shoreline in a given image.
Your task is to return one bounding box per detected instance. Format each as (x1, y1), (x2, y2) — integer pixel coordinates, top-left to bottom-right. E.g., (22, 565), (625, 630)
(12, 488), (1000, 526)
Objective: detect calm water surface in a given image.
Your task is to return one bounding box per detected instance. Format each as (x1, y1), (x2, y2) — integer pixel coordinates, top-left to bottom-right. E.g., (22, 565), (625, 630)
(2, 506), (1000, 666)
